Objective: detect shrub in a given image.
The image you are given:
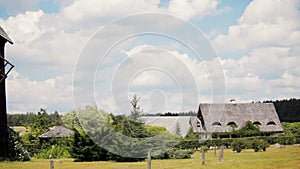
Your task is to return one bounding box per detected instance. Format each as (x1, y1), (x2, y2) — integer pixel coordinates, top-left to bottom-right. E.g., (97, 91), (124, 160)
(146, 126), (167, 136)
(250, 139), (270, 152)
(152, 149), (194, 159)
(200, 146), (209, 152)
(71, 129), (109, 162)
(173, 150), (194, 159)
(7, 127), (30, 161)
(175, 139), (200, 149)
(278, 136), (296, 145)
(260, 140), (270, 151)
(231, 139), (246, 153)
(37, 145), (70, 159)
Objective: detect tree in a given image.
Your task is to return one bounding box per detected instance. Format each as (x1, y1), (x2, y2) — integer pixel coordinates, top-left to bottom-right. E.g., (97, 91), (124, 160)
(62, 111), (82, 130)
(68, 106), (182, 162)
(231, 139), (245, 153)
(71, 129), (109, 161)
(130, 94), (142, 121)
(234, 121), (261, 137)
(7, 127), (30, 161)
(49, 111), (61, 126)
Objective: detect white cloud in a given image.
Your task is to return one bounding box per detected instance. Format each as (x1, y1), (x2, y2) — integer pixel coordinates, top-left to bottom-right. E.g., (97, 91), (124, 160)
(0, 10), (89, 75)
(91, 44), (223, 114)
(1, 10), (46, 43)
(211, 0), (300, 102)
(222, 46), (300, 102)
(6, 70), (73, 113)
(214, 0), (300, 52)
(167, 0), (219, 20)
(62, 0), (160, 22)
(61, 0), (223, 27)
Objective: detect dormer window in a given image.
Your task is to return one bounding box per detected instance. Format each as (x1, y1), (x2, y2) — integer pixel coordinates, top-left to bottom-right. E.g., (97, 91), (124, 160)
(226, 122), (237, 128)
(212, 122), (222, 126)
(267, 121), (276, 126)
(253, 121), (262, 126)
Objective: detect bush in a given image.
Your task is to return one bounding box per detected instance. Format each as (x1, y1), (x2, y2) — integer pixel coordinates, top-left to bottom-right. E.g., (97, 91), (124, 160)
(175, 139), (200, 149)
(152, 149), (194, 159)
(7, 127), (30, 161)
(231, 139), (246, 153)
(37, 145), (70, 159)
(200, 146), (209, 152)
(278, 136), (296, 145)
(260, 140), (270, 151)
(173, 150), (194, 159)
(250, 139), (269, 152)
(71, 129), (109, 162)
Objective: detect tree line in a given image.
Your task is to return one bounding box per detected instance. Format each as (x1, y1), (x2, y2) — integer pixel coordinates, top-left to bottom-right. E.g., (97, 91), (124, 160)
(7, 109), (61, 126)
(263, 98), (300, 122)
(7, 98), (300, 126)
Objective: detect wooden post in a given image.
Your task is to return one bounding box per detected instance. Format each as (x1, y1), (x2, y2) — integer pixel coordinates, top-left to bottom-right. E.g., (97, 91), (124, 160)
(214, 144), (217, 157)
(219, 145), (224, 162)
(201, 148), (205, 165)
(147, 150), (151, 169)
(50, 160), (54, 169)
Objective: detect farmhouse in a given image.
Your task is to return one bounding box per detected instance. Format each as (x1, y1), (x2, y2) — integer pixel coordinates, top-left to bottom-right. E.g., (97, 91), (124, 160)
(142, 103), (283, 138)
(197, 103), (283, 138)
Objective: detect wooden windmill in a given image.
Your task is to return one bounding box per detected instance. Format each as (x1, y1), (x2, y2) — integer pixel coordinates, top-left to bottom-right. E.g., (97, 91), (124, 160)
(0, 26), (13, 160)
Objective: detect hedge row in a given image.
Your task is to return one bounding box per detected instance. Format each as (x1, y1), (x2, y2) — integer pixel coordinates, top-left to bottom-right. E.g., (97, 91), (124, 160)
(152, 149), (195, 159)
(176, 135), (300, 150)
(231, 139), (269, 153)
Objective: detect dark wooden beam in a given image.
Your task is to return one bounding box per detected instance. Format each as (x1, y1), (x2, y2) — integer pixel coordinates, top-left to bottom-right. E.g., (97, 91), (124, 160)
(0, 38), (8, 160)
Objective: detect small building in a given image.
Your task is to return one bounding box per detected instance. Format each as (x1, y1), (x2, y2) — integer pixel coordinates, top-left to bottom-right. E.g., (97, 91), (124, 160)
(39, 126), (73, 139)
(141, 116), (201, 137)
(197, 103), (283, 139)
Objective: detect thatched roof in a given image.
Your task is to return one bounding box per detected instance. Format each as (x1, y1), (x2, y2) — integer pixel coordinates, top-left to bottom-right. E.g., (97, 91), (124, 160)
(198, 103), (283, 133)
(141, 116), (201, 137)
(39, 126), (73, 138)
(0, 26), (13, 44)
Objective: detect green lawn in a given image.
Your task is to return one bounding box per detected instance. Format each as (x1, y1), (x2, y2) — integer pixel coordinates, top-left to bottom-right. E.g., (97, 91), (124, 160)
(1, 146), (300, 169)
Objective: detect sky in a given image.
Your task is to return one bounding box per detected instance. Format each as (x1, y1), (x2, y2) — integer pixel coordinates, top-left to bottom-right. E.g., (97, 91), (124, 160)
(0, 0), (299, 115)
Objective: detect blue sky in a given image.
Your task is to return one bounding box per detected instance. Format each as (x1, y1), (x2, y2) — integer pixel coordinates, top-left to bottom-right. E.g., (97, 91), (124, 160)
(0, 0), (299, 114)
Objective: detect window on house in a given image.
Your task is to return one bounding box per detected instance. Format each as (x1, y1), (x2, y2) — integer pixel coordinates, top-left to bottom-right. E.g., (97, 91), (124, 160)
(226, 122), (238, 128)
(212, 122), (222, 126)
(197, 121), (201, 127)
(253, 121), (262, 126)
(267, 121), (276, 126)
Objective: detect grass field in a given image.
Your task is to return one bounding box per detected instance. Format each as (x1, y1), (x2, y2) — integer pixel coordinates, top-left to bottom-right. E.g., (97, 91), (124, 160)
(1, 146), (300, 169)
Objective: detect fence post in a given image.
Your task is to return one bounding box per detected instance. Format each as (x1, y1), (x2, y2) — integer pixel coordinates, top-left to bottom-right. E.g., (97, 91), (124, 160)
(50, 160), (54, 169)
(201, 148), (205, 165)
(214, 144), (217, 157)
(148, 150), (151, 169)
(219, 145), (224, 162)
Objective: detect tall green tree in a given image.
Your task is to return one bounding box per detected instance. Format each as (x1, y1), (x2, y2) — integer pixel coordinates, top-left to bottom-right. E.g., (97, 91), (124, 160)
(130, 94), (142, 121)
(62, 110), (81, 130)
(31, 109), (50, 134)
(71, 129), (109, 161)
